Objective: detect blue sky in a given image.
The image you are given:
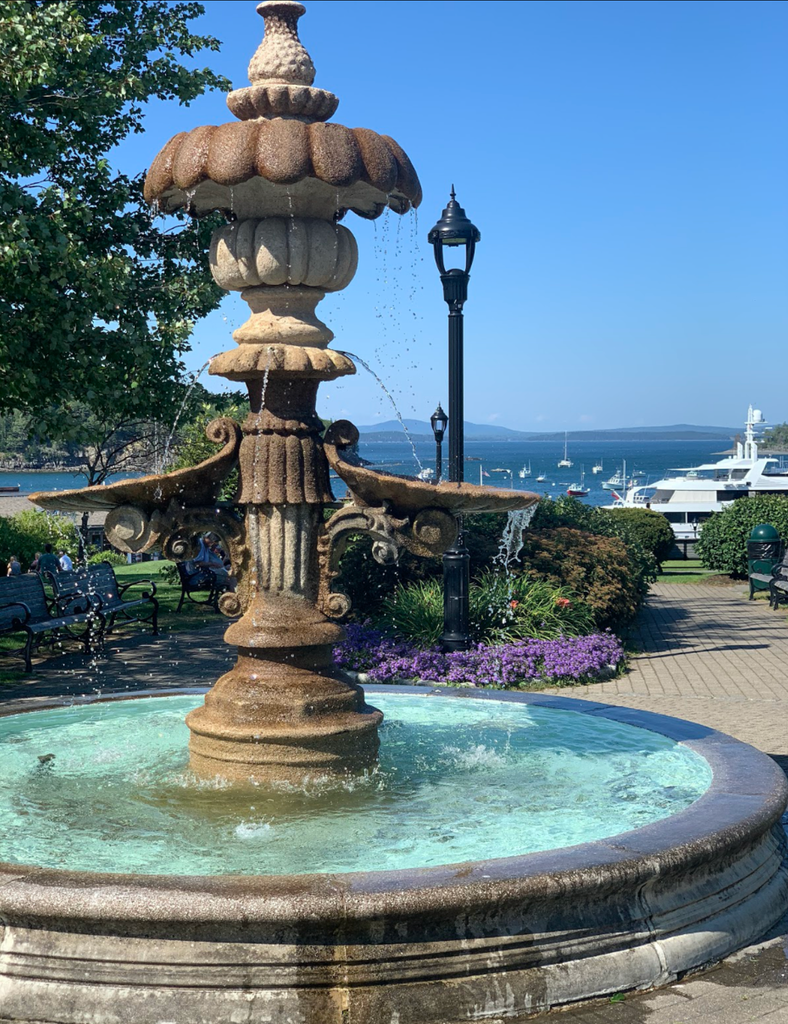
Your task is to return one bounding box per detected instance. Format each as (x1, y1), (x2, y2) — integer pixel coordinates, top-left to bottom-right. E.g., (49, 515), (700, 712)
(115, 0), (787, 432)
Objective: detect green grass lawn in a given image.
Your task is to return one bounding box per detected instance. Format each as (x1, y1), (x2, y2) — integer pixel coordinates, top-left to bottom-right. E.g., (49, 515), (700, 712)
(0, 561), (225, 683)
(656, 560), (728, 585)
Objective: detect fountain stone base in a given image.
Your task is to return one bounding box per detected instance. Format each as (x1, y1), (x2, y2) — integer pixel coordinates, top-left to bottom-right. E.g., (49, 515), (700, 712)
(186, 648), (382, 784)
(0, 687), (786, 1024)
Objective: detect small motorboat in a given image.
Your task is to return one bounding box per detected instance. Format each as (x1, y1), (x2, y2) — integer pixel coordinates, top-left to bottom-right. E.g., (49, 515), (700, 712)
(518, 462), (532, 479)
(591, 460), (603, 475)
(567, 468), (589, 497)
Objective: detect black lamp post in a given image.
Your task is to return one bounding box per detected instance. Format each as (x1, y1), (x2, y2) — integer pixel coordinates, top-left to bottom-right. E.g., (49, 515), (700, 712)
(430, 403), (447, 483)
(428, 188), (481, 651)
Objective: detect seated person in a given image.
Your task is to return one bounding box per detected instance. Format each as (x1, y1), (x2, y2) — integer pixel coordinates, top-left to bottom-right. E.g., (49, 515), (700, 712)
(195, 535), (236, 590)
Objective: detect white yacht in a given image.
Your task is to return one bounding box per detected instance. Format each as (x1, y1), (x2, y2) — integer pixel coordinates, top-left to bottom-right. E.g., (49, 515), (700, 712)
(607, 406), (788, 541)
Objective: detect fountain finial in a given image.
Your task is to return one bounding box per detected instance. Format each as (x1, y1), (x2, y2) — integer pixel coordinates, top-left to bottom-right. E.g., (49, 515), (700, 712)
(227, 0), (339, 121)
(249, 1), (314, 86)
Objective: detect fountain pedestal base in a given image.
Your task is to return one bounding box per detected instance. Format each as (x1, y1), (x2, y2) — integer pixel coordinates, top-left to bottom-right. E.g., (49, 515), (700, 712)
(186, 645), (382, 784)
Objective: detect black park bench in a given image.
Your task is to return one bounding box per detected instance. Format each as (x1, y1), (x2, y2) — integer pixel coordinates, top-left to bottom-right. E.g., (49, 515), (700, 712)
(175, 560), (231, 612)
(46, 562), (159, 637)
(749, 555), (788, 609)
(0, 574), (102, 672)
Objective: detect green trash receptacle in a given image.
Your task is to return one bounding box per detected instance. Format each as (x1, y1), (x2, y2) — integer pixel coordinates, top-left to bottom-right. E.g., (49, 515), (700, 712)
(747, 523), (782, 597)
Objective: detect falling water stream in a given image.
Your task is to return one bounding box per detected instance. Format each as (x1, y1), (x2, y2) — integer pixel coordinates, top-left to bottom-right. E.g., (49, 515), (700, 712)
(336, 350), (424, 472)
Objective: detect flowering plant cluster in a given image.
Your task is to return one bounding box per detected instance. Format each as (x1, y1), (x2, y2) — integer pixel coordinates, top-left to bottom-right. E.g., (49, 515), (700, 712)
(334, 624), (625, 689)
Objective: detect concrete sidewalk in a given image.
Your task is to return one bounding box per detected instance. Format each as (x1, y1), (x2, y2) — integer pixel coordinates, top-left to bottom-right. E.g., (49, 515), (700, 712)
(2, 583), (788, 1021)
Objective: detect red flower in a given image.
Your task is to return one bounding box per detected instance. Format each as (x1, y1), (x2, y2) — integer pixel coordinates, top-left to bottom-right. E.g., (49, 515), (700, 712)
(509, 600), (519, 609)
(556, 597), (571, 608)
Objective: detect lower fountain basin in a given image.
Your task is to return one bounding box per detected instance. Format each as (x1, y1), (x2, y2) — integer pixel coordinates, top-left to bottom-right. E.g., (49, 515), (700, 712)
(0, 686), (786, 1024)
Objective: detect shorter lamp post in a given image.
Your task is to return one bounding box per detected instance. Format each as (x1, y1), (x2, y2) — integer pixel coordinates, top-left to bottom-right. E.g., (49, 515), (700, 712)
(428, 188), (481, 651)
(430, 403), (447, 483)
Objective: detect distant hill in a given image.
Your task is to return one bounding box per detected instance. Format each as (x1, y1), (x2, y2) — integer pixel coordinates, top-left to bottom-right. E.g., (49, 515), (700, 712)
(356, 419), (534, 440)
(355, 419), (738, 443)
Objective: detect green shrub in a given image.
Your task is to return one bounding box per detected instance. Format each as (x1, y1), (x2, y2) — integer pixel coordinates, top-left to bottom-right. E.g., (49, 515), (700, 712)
(332, 512), (514, 621)
(607, 507), (675, 565)
(0, 509), (79, 573)
(381, 570), (595, 646)
(530, 494), (614, 534)
(518, 527), (642, 630)
(696, 495), (788, 577)
(88, 550), (127, 567)
(528, 496), (657, 604)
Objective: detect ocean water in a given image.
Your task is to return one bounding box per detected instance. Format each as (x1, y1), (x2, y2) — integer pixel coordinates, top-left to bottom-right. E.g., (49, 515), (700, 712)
(344, 437), (739, 507)
(3, 438), (766, 508)
(0, 693), (711, 876)
(0, 470), (143, 498)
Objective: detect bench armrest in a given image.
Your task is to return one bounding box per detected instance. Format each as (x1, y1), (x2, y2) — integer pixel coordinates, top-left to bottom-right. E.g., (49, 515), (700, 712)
(53, 589), (98, 617)
(0, 600), (32, 627)
(118, 578), (157, 598)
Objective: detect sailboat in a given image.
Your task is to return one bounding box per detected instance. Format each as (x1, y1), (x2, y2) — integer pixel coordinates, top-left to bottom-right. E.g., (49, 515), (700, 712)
(518, 461), (532, 479)
(557, 433), (573, 468)
(566, 467), (589, 497)
(536, 471), (547, 483)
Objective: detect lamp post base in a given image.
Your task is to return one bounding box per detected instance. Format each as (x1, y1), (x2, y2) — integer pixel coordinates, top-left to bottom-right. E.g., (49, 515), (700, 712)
(441, 529), (470, 652)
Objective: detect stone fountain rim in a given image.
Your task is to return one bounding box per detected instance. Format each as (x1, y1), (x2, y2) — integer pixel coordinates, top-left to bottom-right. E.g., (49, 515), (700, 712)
(0, 683), (784, 918)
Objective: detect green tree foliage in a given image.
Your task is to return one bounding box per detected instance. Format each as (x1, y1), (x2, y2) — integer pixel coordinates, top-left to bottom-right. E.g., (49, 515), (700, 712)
(0, 509), (79, 573)
(696, 495), (788, 577)
(169, 389), (247, 500)
(761, 423), (788, 450)
(607, 507), (675, 566)
(0, 1), (229, 431)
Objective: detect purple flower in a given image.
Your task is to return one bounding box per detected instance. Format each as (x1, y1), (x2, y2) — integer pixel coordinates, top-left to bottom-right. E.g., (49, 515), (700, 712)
(333, 625), (625, 688)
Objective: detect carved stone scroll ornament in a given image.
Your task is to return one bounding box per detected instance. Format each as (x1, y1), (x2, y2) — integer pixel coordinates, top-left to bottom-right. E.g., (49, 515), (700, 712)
(105, 503), (246, 619)
(316, 502), (457, 619)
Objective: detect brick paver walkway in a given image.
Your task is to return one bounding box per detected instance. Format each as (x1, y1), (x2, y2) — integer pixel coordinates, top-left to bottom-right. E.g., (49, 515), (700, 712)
(545, 582), (788, 761)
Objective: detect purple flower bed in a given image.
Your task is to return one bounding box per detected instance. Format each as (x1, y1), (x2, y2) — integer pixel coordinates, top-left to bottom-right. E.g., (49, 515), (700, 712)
(334, 624), (625, 689)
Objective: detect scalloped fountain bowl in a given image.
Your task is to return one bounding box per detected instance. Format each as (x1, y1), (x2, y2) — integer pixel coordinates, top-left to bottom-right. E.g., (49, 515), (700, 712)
(1, 686), (786, 1024)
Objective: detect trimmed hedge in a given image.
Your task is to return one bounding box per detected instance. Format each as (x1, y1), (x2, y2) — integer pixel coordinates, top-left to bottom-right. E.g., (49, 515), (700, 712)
(696, 494), (788, 577)
(607, 507), (675, 565)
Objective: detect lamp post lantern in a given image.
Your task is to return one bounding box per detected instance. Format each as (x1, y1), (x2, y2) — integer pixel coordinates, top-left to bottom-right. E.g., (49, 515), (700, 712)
(428, 188), (480, 651)
(430, 403), (448, 483)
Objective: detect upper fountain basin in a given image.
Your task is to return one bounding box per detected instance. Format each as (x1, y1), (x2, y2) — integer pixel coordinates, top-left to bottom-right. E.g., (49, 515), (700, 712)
(144, 121), (421, 221)
(324, 420), (538, 515)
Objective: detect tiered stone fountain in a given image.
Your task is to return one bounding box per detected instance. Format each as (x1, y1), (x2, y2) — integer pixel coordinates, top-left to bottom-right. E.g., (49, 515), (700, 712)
(33, 0), (532, 786)
(2, 4), (786, 1022)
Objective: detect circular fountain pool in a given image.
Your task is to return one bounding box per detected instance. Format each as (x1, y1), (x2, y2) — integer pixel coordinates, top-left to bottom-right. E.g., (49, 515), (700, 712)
(0, 686), (786, 1024)
(0, 691), (712, 876)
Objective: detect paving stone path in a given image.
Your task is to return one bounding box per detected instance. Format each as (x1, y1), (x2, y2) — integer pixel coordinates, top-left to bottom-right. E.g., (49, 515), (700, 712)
(546, 582), (788, 763)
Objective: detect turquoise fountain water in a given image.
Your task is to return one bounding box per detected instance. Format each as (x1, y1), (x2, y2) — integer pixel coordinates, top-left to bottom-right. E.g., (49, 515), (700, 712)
(0, 693), (711, 877)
